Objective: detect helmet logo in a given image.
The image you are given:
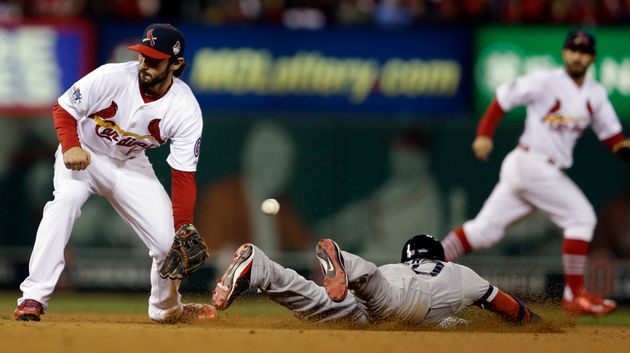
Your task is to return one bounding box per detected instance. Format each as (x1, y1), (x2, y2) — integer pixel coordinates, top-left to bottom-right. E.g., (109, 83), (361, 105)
(406, 244), (414, 259)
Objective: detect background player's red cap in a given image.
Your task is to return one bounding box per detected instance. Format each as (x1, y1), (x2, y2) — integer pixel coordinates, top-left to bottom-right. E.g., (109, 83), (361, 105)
(563, 29), (596, 54)
(128, 23), (185, 60)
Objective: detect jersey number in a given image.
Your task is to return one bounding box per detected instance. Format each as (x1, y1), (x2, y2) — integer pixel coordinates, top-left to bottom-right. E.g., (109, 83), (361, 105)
(409, 260), (444, 277)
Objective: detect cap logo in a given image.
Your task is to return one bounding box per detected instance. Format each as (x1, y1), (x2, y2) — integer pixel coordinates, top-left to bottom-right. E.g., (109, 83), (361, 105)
(173, 41), (181, 55)
(142, 28), (157, 47)
(575, 35), (585, 45)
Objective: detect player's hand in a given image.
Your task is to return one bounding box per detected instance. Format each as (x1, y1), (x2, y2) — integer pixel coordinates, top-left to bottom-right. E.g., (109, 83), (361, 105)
(472, 136), (493, 162)
(613, 138), (630, 163)
(63, 146), (91, 171)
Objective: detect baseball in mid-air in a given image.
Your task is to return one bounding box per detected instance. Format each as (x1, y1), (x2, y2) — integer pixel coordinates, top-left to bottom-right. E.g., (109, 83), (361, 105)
(261, 198), (280, 215)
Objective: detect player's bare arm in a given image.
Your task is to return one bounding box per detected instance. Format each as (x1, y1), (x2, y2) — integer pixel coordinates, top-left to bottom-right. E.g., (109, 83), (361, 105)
(63, 146), (91, 171)
(472, 136), (493, 162)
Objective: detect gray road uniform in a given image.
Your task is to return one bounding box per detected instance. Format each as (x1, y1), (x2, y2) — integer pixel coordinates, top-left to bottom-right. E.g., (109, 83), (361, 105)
(246, 245), (497, 325)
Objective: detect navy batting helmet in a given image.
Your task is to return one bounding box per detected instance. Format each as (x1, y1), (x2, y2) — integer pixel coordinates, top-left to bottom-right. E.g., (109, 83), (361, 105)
(400, 234), (445, 262)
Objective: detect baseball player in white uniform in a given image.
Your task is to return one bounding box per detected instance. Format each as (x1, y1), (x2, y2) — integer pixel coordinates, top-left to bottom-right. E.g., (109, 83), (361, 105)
(14, 24), (216, 323)
(211, 235), (541, 326)
(441, 29), (629, 317)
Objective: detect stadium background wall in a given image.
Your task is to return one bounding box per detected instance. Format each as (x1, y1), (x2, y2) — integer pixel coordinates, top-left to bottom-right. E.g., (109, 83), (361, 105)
(0, 21), (628, 302)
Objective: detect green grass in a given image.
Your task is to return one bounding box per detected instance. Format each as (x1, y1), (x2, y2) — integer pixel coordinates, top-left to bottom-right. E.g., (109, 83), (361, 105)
(2, 291), (628, 326)
(1, 290), (291, 316)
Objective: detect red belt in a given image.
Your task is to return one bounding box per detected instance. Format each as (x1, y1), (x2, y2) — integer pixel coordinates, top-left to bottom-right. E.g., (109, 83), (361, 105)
(518, 144), (557, 166)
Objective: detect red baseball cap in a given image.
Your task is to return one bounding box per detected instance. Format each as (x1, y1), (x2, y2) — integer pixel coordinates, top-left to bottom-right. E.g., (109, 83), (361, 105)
(128, 23), (185, 60)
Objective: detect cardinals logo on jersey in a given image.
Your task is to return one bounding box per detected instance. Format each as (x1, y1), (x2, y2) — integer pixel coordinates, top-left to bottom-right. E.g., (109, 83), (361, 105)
(88, 101), (164, 155)
(542, 99), (589, 135)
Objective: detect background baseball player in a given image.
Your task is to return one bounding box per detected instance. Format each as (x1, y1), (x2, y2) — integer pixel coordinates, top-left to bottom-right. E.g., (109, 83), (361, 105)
(441, 29), (630, 317)
(14, 23), (214, 323)
(211, 235), (541, 326)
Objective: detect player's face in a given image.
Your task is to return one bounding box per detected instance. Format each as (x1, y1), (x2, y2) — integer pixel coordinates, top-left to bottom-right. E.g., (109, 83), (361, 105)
(137, 54), (171, 87)
(562, 49), (595, 79)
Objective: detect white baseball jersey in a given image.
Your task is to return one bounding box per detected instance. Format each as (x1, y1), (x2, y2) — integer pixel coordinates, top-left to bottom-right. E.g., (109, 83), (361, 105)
(18, 61), (203, 322)
(460, 68), (620, 252)
(496, 68), (622, 169)
(57, 61), (203, 171)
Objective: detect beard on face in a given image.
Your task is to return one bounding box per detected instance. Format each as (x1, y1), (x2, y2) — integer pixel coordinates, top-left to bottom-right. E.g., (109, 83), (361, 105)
(565, 62), (588, 79)
(138, 66), (169, 88)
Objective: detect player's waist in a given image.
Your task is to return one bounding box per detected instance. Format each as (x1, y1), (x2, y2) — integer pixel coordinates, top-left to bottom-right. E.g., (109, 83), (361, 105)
(517, 144), (566, 169)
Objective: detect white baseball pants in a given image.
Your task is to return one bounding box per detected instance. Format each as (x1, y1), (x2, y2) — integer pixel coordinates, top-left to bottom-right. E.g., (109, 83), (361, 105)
(249, 244), (366, 323)
(463, 147), (596, 249)
(18, 146), (182, 322)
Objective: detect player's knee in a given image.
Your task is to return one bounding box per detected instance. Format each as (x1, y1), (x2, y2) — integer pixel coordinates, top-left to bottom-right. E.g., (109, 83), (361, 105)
(583, 207), (597, 228)
(154, 233), (176, 258)
(563, 208), (596, 242)
(51, 187), (89, 213)
(464, 220), (505, 249)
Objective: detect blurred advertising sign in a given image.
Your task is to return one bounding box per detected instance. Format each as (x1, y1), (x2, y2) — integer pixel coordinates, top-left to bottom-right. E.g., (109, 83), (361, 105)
(0, 21), (94, 116)
(101, 25), (471, 117)
(475, 26), (630, 121)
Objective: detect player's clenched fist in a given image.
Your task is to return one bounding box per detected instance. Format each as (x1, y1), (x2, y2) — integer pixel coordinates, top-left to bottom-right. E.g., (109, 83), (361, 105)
(472, 136), (493, 162)
(63, 146), (91, 170)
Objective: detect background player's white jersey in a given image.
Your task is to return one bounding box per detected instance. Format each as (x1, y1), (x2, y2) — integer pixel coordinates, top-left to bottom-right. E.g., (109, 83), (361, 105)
(57, 61), (203, 172)
(496, 68), (622, 169)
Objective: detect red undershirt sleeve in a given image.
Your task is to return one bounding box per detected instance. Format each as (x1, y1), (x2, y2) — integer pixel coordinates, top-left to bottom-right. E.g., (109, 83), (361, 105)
(602, 132), (625, 150)
(171, 168), (197, 231)
(53, 103), (81, 152)
(476, 97), (506, 138)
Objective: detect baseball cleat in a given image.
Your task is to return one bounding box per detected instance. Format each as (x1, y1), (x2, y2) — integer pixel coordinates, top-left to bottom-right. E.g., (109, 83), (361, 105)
(436, 316), (470, 329)
(212, 243), (254, 310)
(562, 289), (617, 317)
(14, 299), (45, 321)
(316, 239), (348, 302)
(178, 303), (218, 323)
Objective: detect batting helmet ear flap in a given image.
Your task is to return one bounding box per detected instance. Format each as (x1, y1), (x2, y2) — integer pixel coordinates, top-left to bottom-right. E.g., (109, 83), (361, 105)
(401, 234), (445, 262)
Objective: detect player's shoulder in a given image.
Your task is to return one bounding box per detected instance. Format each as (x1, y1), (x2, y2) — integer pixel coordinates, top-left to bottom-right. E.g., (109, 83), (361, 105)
(524, 68), (558, 83)
(93, 61), (138, 74)
(507, 69), (553, 89)
(88, 61), (138, 83)
(585, 77), (609, 98)
(170, 78), (202, 113)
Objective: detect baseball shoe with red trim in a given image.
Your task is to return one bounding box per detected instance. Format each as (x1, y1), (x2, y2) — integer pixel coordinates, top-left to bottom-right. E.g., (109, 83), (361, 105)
(562, 289), (617, 317)
(14, 299), (45, 321)
(316, 239), (348, 302)
(212, 243), (254, 310)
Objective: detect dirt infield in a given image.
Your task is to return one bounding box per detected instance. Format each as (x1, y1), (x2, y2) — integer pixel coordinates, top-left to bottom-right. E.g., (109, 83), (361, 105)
(2, 311), (629, 353)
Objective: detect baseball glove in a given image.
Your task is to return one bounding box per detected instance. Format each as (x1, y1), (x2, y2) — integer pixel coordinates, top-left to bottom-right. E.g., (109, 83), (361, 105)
(159, 223), (209, 280)
(613, 139), (630, 163)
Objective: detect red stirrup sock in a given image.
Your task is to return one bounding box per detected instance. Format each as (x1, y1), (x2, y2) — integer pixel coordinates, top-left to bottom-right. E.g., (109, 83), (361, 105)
(441, 226), (471, 261)
(563, 238), (589, 299)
